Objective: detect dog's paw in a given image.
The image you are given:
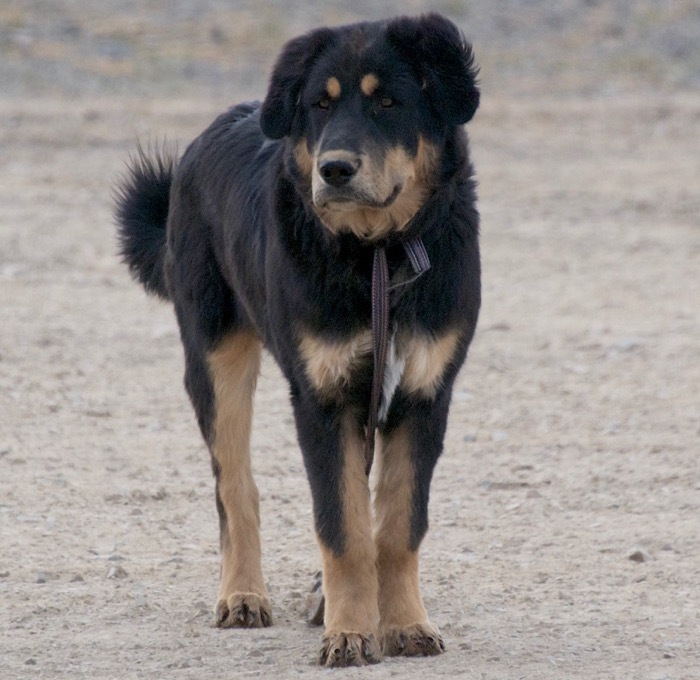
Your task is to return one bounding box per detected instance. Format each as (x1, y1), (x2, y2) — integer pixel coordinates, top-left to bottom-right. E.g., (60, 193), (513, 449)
(215, 592), (272, 628)
(381, 622), (445, 657)
(319, 632), (382, 667)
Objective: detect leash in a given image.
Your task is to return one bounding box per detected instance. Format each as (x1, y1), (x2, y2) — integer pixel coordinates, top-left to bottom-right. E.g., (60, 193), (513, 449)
(363, 238), (431, 475)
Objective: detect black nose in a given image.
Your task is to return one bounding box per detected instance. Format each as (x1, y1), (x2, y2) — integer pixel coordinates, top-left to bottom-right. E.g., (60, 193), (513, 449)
(319, 159), (358, 187)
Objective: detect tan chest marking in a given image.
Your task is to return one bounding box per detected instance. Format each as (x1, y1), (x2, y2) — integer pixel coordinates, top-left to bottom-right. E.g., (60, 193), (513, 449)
(299, 328), (460, 402)
(299, 330), (373, 395)
(400, 329), (461, 399)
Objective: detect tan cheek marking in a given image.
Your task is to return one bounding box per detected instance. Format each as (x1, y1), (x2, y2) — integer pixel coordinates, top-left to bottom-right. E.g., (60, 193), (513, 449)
(326, 76), (342, 99)
(294, 138), (313, 178)
(360, 73), (379, 96)
(415, 136), (438, 183)
(401, 330), (461, 399)
(299, 330), (373, 395)
(383, 145), (414, 182)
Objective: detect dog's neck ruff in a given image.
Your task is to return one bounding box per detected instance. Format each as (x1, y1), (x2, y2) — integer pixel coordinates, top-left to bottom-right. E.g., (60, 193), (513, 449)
(364, 238), (431, 475)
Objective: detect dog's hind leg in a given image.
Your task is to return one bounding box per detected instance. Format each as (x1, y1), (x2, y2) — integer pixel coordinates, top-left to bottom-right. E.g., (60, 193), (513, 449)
(206, 330), (271, 628)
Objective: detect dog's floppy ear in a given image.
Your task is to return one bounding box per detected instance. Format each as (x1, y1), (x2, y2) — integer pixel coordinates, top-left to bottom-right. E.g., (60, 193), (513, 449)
(260, 28), (334, 140)
(387, 13), (480, 125)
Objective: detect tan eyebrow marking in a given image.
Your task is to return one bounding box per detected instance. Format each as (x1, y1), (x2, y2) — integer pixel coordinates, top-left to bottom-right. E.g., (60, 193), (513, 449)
(326, 77), (342, 99)
(360, 73), (379, 96)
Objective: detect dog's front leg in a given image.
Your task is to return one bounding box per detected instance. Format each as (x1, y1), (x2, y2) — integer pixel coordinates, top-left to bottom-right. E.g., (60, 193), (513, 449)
(293, 403), (382, 667)
(374, 395), (451, 657)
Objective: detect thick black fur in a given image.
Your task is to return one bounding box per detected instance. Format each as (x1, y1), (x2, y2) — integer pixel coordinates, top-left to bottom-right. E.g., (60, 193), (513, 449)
(116, 13), (480, 584)
(114, 146), (173, 300)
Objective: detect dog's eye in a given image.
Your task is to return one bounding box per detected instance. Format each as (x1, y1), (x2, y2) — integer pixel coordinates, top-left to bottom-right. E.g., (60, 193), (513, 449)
(380, 97), (395, 108)
(316, 98), (331, 110)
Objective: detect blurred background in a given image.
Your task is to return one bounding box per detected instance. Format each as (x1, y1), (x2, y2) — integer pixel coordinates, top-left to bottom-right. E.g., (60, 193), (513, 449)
(2, 0), (699, 98)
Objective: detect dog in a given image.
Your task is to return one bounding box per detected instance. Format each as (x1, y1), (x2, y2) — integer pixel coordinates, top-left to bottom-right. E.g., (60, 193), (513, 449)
(115, 13), (480, 667)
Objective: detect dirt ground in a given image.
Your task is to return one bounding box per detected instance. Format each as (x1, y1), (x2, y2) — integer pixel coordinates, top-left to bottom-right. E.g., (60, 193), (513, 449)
(1, 2), (699, 679)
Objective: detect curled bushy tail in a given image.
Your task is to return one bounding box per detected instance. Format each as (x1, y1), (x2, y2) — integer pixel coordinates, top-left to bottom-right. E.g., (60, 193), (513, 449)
(114, 146), (176, 299)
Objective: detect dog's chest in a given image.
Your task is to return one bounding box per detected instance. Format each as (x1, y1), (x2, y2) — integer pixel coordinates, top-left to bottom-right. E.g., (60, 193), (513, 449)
(299, 327), (460, 411)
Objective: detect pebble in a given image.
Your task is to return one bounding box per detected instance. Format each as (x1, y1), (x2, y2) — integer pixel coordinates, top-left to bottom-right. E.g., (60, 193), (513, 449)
(36, 571), (59, 583)
(133, 594), (148, 607)
(491, 430), (508, 442)
(613, 337), (644, 353)
(107, 565), (128, 580)
(558, 590), (574, 603)
(152, 487), (168, 501)
(628, 549), (648, 563)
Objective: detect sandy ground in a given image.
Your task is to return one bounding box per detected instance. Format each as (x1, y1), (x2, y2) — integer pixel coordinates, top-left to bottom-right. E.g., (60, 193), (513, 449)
(1, 2), (699, 679)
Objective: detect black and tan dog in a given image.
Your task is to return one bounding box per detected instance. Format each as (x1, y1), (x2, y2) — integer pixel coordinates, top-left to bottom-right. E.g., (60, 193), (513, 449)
(115, 13), (480, 667)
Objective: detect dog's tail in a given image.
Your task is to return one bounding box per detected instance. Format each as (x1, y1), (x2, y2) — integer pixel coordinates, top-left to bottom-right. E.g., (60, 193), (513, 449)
(114, 145), (175, 300)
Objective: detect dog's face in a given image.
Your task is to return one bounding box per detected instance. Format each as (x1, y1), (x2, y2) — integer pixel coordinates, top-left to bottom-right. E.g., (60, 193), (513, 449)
(260, 14), (479, 241)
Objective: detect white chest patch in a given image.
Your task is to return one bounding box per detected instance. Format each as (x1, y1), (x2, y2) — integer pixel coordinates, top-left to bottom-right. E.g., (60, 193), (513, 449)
(378, 334), (405, 423)
(377, 329), (462, 421)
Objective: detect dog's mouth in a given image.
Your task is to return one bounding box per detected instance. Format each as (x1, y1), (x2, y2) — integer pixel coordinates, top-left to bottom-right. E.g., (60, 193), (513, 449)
(316, 184), (402, 212)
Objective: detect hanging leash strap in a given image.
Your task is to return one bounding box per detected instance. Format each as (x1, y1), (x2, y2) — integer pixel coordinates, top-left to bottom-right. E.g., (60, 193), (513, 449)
(364, 246), (389, 476)
(363, 237), (431, 476)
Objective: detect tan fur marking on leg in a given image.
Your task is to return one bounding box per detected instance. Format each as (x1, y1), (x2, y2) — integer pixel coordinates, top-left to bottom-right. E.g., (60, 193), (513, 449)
(415, 135), (439, 184)
(208, 331), (270, 625)
(326, 76), (342, 99)
(360, 73), (380, 97)
(374, 426), (427, 628)
(401, 329), (461, 399)
(298, 330), (372, 397)
(374, 426), (444, 656)
(320, 414), (380, 636)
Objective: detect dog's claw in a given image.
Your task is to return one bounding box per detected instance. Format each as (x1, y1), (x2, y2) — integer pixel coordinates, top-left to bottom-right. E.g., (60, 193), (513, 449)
(382, 623), (445, 657)
(215, 592), (272, 629)
(319, 633), (382, 667)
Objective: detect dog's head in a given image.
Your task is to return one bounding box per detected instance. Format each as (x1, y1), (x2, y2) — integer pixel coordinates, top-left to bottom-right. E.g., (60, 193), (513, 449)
(260, 14), (479, 241)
